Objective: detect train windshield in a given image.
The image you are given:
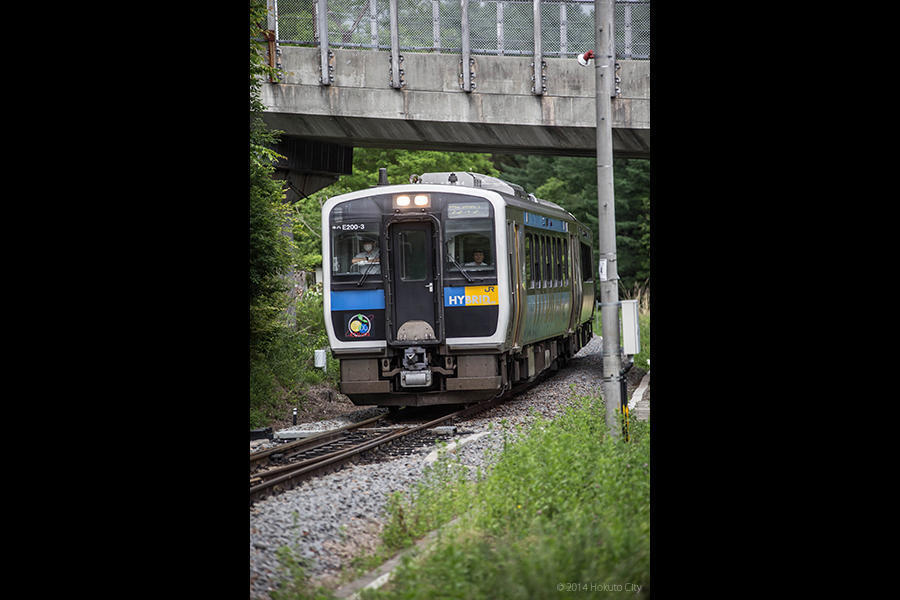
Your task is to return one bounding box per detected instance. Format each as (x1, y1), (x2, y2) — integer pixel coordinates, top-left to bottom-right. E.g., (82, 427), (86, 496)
(329, 197), (383, 280)
(443, 200), (495, 280)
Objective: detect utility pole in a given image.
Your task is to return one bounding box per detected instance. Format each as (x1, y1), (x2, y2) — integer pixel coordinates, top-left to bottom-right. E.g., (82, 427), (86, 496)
(595, 0), (623, 438)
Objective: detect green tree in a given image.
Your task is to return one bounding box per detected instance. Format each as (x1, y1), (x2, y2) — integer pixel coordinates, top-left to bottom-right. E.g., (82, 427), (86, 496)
(250, 0), (310, 427)
(493, 154), (649, 290)
(249, 0), (292, 352)
(612, 158), (650, 285)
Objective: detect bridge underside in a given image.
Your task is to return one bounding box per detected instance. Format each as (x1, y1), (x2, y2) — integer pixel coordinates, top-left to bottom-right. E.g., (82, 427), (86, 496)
(262, 113), (649, 159)
(269, 137), (353, 199)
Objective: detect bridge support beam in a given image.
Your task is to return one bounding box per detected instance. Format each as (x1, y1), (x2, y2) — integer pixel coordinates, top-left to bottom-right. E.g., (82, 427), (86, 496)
(269, 136), (353, 199)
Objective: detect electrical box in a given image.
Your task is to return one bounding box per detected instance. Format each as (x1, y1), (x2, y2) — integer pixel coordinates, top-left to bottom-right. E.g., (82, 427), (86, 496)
(314, 349), (328, 371)
(620, 300), (641, 356)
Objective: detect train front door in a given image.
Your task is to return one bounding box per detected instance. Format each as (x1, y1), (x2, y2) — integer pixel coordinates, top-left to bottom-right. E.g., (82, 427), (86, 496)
(389, 221), (438, 342)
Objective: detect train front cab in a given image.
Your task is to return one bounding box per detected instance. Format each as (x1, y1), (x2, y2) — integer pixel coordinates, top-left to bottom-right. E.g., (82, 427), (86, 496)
(322, 186), (510, 406)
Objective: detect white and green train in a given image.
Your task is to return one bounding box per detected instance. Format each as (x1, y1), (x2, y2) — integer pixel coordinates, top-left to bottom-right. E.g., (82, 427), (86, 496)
(322, 171), (596, 407)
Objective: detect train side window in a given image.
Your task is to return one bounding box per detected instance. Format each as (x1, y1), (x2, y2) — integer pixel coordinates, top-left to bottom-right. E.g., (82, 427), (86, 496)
(545, 236), (552, 287)
(558, 238), (564, 286)
(563, 239), (569, 286)
(554, 238), (561, 287)
(544, 235), (551, 288)
(525, 234), (532, 288)
(548, 237), (554, 287)
(538, 235), (547, 288)
(558, 238), (563, 286)
(580, 240), (593, 281)
(549, 236), (556, 287)
(532, 233), (541, 288)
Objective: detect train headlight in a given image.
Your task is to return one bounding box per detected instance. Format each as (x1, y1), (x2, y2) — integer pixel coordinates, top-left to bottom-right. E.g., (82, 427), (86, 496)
(394, 194), (430, 209)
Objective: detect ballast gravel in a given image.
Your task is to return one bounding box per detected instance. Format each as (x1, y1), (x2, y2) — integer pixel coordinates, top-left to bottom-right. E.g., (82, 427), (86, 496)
(249, 334), (645, 599)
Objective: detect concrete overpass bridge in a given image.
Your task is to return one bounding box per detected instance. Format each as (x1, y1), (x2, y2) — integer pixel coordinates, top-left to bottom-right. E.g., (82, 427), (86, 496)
(258, 0), (649, 196)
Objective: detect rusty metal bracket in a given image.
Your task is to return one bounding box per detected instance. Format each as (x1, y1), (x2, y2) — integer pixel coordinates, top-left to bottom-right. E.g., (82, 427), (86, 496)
(614, 61), (621, 97)
(262, 30), (281, 83)
(319, 50), (335, 85)
(530, 60), (546, 95)
(458, 57), (476, 91)
(389, 53), (405, 88)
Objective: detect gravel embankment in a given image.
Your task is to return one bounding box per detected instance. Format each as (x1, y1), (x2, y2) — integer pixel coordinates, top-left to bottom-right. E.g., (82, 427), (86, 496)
(249, 335), (646, 598)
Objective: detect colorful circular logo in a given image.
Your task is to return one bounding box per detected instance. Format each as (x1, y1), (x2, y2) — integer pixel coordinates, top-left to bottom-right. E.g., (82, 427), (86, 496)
(347, 314), (371, 337)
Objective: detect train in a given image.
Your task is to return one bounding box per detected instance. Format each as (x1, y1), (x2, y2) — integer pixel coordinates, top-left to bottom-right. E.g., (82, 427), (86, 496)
(321, 170), (595, 407)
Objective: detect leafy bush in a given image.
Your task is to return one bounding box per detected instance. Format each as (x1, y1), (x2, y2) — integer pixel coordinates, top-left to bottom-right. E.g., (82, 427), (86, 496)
(249, 285), (339, 429)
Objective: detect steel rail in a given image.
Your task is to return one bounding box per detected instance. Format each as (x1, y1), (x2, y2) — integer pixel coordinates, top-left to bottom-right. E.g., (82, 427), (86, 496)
(250, 429), (400, 483)
(249, 413), (386, 471)
(248, 365), (559, 503)
(249, 408), (468, 503)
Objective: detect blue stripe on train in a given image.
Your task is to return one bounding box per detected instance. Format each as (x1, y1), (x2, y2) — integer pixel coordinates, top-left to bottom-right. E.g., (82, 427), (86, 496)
(330, 289), (386, 311)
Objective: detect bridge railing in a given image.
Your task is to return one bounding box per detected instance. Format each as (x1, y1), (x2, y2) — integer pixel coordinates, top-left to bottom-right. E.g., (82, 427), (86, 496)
(269, 0), (649, 60)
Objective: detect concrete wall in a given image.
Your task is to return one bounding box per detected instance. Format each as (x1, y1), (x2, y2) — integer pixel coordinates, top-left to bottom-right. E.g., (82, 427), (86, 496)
(261, 47), (649, 158)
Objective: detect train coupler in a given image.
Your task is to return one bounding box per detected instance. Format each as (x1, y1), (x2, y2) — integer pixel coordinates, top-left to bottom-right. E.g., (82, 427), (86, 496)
(400, 346), (433, 388)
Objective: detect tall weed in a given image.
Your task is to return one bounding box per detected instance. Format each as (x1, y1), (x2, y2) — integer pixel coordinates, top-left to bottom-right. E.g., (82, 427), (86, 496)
(380, 455), (477, 552)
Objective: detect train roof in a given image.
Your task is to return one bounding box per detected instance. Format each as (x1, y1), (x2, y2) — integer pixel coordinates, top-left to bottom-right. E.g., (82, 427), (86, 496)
(414, 172), (580, 225)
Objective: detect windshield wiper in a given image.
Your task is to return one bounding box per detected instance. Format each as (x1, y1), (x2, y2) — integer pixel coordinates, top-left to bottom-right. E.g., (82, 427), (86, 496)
(447, 252), (473, 283)
(356, 261), (378, 287)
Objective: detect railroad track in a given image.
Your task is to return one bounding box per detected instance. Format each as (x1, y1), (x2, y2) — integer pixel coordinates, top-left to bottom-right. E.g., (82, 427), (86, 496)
(249, 393), (512, 504)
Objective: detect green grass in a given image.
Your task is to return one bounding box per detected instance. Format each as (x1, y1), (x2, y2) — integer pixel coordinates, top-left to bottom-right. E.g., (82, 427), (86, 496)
(362, 394), (650, 599)
(270, 546), (336, 600)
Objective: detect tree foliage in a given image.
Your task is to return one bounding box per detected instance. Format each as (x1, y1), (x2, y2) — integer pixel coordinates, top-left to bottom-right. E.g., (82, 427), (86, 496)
(492, 154), (649, 290)
(249, 0), (293, 356)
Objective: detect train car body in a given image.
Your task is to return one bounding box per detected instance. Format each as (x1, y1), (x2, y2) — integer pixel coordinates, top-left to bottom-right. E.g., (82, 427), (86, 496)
(321, 172), (595, 407)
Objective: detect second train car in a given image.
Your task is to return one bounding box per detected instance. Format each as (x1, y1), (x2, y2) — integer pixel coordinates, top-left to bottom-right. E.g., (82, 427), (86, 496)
(322, 171), (595, 407)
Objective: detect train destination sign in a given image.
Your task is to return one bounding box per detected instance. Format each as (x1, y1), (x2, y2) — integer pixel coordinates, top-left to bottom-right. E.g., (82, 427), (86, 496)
(447, 202), (490, 219)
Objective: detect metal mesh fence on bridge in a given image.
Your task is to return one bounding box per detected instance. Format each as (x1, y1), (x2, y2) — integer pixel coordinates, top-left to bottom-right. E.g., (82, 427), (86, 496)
(272, 0), (649, 60)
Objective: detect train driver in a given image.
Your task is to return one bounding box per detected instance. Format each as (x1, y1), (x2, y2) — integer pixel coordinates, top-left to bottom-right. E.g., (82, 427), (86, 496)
(352, 238), (380, 265)
(464, 249), (490, 267)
